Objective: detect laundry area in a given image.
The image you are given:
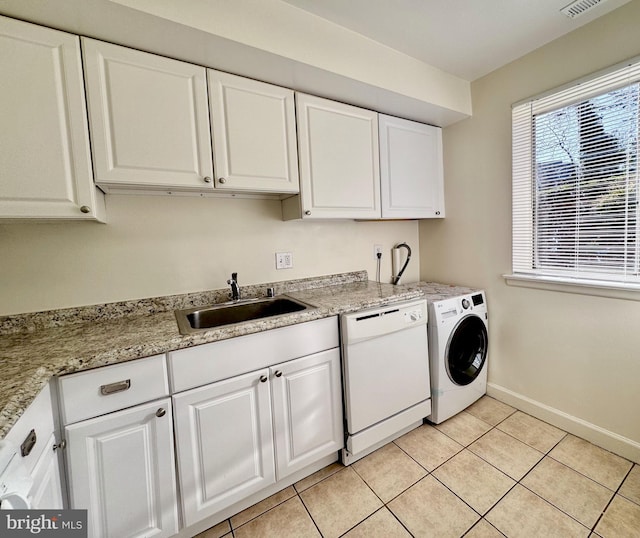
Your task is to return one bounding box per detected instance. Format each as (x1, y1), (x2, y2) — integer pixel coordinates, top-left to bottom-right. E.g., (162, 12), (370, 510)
(1, 1), (640, 537)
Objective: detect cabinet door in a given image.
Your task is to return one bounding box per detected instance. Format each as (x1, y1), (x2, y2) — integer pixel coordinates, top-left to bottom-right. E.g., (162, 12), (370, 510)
(65, 398), (178, 538)
(82, 38), (213, 191)
(173, 369), (275, 527)
(0, 16), (104, 221)
(30, 433), (64, 510)
(295, 93), (380, 219)
(379, 114), (445, 219)
(5, 383), (55, 476)
(208, 70), (299, 193)
(271, 349), (343, 480)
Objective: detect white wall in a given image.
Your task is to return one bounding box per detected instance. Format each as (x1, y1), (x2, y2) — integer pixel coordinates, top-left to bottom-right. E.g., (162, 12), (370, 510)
(0, 195), (419, 315)
(109, 0), (471, 118)
(420, 0), (640, 460)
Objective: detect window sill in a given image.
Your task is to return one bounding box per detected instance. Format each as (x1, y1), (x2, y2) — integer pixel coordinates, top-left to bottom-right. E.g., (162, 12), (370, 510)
(503, 273), (640, 302)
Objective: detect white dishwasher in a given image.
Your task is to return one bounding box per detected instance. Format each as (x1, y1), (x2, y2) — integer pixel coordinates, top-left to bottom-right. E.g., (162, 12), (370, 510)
(340, 298), (431, 465)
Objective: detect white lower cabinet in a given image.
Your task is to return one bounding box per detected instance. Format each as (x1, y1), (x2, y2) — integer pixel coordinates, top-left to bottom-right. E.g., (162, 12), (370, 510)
(59, 355), (176, 538)
(172, 369), (275, 527)
(4, 382), (65, 510)
(173, 348), (343, 527)
(64, 398), (178, 538)
(271, 349), (343, 480)
(29, 433), (64, 510)
(55, 318), (342, 535)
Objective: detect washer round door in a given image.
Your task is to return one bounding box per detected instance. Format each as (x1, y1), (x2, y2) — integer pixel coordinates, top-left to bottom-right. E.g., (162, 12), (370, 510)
(445, 314), (488, 386)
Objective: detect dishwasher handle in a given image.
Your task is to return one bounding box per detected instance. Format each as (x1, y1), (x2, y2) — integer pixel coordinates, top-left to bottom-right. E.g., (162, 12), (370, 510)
(354, 308), (399, 322)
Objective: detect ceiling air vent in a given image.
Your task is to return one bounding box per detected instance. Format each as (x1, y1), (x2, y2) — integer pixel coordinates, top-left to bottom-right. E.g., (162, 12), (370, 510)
(561, 0), (608, 18)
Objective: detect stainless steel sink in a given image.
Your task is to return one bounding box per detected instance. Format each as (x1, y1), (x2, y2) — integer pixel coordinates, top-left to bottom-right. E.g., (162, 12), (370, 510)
(175, 296), (314, 334)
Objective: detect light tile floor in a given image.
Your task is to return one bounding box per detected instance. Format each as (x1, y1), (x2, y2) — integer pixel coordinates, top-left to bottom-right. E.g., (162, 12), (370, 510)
(196, 396), (640, 538)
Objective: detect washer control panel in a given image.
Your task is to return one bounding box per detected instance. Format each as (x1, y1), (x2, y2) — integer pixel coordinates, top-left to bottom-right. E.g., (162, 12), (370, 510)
(431, 291), (487, 325)
(461, 293), (484, 310)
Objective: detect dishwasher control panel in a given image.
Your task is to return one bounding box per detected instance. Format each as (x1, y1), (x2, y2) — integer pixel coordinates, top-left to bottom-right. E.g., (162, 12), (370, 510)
(404, 308), (424, 323)
(341, 298), (428, 344)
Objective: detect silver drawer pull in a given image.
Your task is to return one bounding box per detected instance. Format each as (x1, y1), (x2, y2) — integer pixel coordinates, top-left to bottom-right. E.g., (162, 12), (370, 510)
(21, 429), (37, 457)
(100, 379), (131, 396)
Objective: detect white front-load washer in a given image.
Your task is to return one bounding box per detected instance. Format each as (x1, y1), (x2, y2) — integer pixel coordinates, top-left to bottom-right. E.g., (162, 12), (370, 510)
(427, 291), (488, 424)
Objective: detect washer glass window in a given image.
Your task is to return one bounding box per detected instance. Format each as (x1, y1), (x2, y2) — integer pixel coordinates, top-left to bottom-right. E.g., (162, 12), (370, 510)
(446, 315), (488, 386)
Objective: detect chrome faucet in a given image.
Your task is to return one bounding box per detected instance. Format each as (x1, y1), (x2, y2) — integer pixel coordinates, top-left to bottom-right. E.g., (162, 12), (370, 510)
(227, 272), (240, 301)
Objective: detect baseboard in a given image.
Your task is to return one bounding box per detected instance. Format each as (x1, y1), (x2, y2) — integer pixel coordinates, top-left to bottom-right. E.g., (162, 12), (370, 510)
(487, 382), (640, 464)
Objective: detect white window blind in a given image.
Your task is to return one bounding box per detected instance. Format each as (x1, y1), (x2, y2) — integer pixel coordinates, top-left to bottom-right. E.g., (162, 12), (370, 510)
(512, 58), (640, 285)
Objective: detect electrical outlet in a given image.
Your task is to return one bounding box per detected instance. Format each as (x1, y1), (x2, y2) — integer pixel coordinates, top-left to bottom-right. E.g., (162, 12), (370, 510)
(275, 252), (293, 269)
(374, 245), (383, 259)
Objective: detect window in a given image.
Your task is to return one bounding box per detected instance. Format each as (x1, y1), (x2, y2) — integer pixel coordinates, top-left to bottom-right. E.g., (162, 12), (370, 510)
(512, 58), (640, 288)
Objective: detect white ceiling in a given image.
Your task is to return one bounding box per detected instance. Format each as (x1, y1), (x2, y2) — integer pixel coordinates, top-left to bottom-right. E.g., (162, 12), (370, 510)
(281, 0), (632, 81)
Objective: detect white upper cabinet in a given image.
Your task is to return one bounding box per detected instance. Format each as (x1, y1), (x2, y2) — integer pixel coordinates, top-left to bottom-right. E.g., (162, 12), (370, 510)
(82, 38), (214, 192)
(208, 70), (299, 193)
(379, 114), (445, 219)
(283, 93), (381, 219)
(0, 16), (105, 221)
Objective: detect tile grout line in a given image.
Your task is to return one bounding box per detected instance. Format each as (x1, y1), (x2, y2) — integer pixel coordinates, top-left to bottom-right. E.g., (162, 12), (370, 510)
(505, 428), (632, 535)
(347, 459), (420, 535)
(476, 422), (601, 534)
(201, 400), (638, 538)
(296, 489), (325, 538)
(461, 518), (506, 537)
(417, 412), (522, 535)
(401, 417), (514, 534)
(423, 412), (593, 535)
(227, 486), (299, 534)
(391, 435), (462, 474)
(589, 462), (637, 533)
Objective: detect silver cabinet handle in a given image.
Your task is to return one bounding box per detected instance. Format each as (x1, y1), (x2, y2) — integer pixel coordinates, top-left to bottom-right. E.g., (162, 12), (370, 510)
(100, 379), (131, 396)
(53, 439), (67, 451)
(260, 375), (268, 383)
(21, 429), (37, 457)
(435, 211), (441, 215)
(218, 177), (227, 184)
(80, 205), (91, 214)
(274, 370), (283, 378)
(156, 408), (166, 418)
(203, 176), (212, 183)
(304, 210), (311, 216)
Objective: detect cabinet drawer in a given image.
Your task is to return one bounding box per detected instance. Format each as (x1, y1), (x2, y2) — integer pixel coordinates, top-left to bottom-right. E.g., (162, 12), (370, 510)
(58, 355), (169, 425)
(168, 317), (339, 392)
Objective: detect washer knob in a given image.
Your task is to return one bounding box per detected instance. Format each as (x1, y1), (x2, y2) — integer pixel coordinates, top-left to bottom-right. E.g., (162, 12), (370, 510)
(462, 298), (470, 309)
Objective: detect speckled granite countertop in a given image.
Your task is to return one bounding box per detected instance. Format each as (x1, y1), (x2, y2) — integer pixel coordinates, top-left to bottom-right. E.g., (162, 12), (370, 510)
(2, 271), (456, 438)
(403, 281), (481, 302)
